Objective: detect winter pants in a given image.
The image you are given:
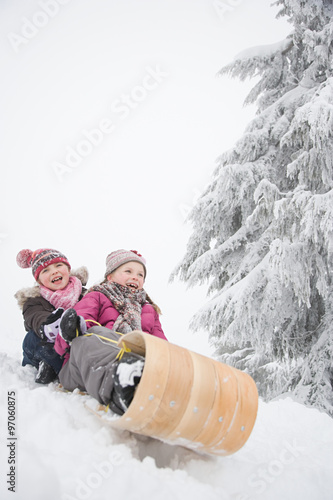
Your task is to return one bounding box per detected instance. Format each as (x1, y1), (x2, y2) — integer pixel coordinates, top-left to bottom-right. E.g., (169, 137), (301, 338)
(22, 330), (64, 374)
(58, 326), (128, 406)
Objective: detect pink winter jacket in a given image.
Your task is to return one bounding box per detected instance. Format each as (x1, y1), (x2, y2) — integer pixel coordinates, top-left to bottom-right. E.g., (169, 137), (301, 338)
(55, 291), (167, 363)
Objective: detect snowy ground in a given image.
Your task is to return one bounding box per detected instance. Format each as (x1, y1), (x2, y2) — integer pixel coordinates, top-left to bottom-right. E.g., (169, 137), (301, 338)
(0, 348), (332, 500)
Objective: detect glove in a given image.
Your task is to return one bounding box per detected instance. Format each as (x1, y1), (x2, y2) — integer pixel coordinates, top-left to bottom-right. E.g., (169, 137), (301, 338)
(59, 308), (87, 343)
(39, 308), (64, 343)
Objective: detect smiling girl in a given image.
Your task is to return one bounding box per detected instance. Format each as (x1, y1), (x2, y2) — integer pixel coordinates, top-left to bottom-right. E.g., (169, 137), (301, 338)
(39, 261), (71, 291)
(58, 249), (165, 340)
(54, 249), (167, 414)
(15, 248), (88, 384)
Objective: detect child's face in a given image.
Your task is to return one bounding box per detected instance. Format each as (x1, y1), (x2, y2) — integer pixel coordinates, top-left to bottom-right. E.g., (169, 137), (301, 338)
(38, 262), (70, 291)
(107, 261), (145, 292)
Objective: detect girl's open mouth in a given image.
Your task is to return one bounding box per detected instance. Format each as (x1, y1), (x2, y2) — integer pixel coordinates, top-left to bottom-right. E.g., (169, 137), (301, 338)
(52, 276), (63, 284)
(126, 283), (138, 290)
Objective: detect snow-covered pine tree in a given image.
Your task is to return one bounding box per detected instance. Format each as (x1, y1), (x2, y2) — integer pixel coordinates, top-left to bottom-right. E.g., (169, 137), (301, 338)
(171, 0), (333, 416)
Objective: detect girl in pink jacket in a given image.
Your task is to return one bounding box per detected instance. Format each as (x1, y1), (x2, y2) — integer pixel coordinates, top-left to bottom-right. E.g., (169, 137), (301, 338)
(55, 249), (167, 414)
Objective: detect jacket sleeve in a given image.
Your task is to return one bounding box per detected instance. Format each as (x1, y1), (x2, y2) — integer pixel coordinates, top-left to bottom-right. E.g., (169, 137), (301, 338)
(151, 310), (167, 341)
(54, 293), (100, 364)
(73, 291), (103, 329)
(22, 297), (55, 338)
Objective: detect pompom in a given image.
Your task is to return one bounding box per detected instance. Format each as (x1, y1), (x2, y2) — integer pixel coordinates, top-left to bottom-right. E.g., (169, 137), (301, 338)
(16, 249), (33, 269)
(130, 250), (142, 257)
(130, 250), (146, 263)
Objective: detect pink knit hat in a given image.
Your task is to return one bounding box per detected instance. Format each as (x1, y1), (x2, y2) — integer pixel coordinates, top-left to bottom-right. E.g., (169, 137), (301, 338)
(105, 249), (146, 278)
(16, 248), (71, 280)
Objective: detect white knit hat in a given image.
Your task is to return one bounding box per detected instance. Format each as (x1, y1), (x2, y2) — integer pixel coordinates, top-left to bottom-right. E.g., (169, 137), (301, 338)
(105, 249), (146, 278)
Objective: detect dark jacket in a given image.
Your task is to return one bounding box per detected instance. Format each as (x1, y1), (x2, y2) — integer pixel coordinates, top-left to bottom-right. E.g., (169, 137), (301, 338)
(23, 296), (55, 337)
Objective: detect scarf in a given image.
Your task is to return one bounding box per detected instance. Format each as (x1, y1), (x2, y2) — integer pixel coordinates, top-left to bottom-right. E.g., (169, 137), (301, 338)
(39, 276), (83, 310)
(91, 281), (147, 333)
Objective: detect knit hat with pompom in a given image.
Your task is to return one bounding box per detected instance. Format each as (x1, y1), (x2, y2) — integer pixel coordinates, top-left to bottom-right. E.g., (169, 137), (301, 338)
(105, 249), (146, 278)
(16, 248), (71, 281)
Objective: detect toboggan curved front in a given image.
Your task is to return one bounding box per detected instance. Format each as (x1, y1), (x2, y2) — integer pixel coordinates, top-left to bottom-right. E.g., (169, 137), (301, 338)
(108, 331), (258, 456)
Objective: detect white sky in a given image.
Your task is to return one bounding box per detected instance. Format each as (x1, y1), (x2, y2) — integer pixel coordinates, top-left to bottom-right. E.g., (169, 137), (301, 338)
(1, 0), (291, 356)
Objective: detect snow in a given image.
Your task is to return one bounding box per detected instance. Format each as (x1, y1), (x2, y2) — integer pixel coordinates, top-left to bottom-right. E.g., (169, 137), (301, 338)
(1, 350), (332, 500)
(1, 1), (332, 498)
(117, 360), (145, 387)
(233, 38), (292, 62)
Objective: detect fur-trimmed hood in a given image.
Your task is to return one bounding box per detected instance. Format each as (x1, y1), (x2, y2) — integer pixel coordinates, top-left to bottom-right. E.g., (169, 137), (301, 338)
(15, 266), (89, 310)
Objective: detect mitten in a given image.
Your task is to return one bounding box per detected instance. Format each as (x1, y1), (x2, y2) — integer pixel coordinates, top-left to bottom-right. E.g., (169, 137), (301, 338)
(59, 308), (87, 343)
(39, 308), (64, 343)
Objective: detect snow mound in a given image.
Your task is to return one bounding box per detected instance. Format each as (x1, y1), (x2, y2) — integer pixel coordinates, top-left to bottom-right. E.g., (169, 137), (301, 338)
(0, 351), (332, 500)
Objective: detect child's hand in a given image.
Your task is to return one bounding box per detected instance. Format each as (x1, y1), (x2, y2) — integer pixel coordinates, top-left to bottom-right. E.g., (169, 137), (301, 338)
(59, 308), (87, 343)
(40, 308), (64, 343)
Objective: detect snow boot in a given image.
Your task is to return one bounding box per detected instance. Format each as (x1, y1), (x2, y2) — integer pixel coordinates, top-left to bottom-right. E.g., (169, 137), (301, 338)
(60, 308), (86, 343)
(110, 353), (145, 415)
(35, 360), (58, 384)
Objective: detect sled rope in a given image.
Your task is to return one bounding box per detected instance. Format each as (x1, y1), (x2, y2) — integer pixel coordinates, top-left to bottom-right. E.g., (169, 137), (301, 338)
(82, 319), (129, 354)
(77, 319), (125, 342)
(85, 319), (102, 327)
(74, 318), (104, 338)
(84, 332), (119, 344)
(85, 319), (124, 334)
(116, 342), (131, 360)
